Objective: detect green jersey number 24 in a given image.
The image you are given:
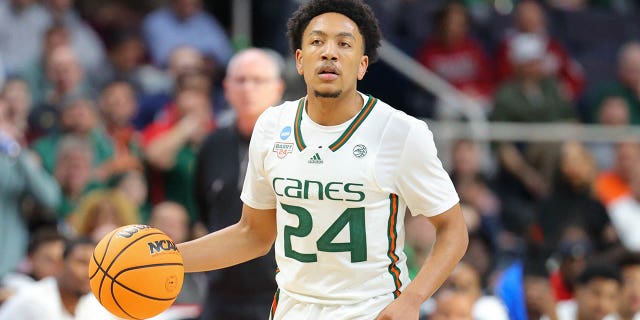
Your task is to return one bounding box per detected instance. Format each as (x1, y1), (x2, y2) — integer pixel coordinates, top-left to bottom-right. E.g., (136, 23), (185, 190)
(281, 203), (367, 263)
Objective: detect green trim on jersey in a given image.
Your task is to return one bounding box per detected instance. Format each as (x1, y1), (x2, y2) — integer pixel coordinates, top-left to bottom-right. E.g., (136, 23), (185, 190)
(329, 95), (377, 151)
(269, 288), (280, 320)
(294, 99), (307, 151)
(387, 194), (402, 298)
(293, 95), (378, 152)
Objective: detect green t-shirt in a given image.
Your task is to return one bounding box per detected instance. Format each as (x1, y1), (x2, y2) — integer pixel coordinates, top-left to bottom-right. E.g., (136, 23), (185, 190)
(161, 144), (198, 223)
(590, 82), (640, 125)
(491, 77), (574, 123)
(32, 130), (115, 174)
(57, 182), (103, 219)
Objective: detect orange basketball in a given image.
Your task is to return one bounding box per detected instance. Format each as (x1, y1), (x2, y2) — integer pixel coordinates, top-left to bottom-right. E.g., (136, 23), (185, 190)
(88, 225), (184, 320)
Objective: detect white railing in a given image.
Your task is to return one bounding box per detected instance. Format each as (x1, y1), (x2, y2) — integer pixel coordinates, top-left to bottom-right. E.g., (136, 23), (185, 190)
(378, 39), (640, 145)
(426, 121), (640, 142)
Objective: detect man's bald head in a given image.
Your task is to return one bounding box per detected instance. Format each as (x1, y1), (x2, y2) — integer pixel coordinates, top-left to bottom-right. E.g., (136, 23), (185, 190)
(223, 48), (286, 137)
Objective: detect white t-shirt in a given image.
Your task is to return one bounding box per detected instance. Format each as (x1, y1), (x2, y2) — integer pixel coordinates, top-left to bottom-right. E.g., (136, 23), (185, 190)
(241, 92), (459, 304)
(0, 277), (117, 320)
(555, 300), (619, 320)
(473, 296), (509, 320)
(608, 195), (640, 252)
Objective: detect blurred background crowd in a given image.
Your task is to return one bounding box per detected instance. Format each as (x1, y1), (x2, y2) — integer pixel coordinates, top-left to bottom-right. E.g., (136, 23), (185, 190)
(0, 0), (640, 319)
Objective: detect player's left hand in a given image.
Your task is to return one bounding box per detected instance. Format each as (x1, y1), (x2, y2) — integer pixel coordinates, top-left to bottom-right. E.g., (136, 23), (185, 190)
(374, 294), (421, 320)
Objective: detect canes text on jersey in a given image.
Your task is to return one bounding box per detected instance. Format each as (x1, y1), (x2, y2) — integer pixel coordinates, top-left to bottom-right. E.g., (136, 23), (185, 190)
(272, 177), (365, 202)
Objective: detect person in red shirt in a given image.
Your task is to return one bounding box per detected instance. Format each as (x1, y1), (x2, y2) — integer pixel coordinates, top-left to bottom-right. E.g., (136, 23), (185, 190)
(416, 2), (495, 109)
(495, 0), (584, 100)
(142, 72), (216, 223)
(549, 227), (593, 302)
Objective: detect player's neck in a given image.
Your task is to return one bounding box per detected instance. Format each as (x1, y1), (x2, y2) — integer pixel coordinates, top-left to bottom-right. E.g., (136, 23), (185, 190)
(305, 91), (363, 126)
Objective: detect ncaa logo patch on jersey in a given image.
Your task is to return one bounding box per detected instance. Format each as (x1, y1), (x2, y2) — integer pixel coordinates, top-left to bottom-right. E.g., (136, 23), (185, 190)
(280, 126), (292, 140)
(353, 144), (367, 158)
(273, 142), (293, 159)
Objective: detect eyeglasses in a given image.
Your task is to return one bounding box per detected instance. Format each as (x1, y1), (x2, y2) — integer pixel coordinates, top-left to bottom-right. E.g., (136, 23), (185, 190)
(228, 76), (278, 86)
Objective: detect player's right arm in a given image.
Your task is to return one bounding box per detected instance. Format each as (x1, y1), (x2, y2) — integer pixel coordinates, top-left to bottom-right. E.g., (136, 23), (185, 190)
(177, 204), (276, 273)
(178, 106), (278, 272)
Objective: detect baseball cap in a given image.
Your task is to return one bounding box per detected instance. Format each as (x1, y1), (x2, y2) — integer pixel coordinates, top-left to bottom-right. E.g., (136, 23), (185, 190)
(557, 239), (592, 260)
(509, 33), (546, 65)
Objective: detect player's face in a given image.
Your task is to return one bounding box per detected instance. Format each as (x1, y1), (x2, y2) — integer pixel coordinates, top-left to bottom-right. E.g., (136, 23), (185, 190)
(295, 12), (368, 99)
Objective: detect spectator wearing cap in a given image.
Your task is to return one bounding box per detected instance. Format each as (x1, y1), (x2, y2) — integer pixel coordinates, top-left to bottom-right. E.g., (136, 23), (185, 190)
(495, 0), (585, 100)
(490, 32), (574, 241)
(549, 225), (593, 302)
(493, 33), (573, 122)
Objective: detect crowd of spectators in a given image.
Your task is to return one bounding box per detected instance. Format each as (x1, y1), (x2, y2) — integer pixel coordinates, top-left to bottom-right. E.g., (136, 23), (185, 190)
(0, 0), (640, 319)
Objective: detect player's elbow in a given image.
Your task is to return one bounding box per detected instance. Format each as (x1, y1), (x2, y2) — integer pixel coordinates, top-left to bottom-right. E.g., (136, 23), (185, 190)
(451, 214), (469, 261)
(253, 230), (276, 256)
(237, 221), (276, 257)
(432, 203), (469, 260)
(255, 242), (274, 257)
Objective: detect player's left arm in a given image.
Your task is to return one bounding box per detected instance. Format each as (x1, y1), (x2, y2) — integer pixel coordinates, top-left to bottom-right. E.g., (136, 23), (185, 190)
(376, 203), (468, 320)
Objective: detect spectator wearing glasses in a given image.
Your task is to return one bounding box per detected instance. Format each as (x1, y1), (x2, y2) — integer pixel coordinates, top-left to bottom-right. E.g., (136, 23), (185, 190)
(194, 48), (285, 320)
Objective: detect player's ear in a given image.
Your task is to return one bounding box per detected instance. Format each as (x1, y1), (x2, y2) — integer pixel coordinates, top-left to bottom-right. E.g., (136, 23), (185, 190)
(357, 55), (369, 80)
(295, 49), (304, 76)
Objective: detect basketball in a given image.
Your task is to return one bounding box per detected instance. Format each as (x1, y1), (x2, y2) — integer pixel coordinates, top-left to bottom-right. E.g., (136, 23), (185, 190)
(88, 225), (184, 320)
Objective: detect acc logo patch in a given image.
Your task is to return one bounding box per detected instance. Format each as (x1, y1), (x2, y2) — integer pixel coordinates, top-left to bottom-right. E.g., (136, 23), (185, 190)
(280, 126), (292, 140)
(273, 142), (294, 159)
(353, 144), (367, 158)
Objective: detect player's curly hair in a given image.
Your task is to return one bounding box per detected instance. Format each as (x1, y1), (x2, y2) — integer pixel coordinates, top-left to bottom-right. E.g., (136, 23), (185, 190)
(287, 0), (382, 62)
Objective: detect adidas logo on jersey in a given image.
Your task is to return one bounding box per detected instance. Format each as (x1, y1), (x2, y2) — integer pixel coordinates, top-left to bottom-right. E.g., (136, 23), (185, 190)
(308, 153), (323, 164)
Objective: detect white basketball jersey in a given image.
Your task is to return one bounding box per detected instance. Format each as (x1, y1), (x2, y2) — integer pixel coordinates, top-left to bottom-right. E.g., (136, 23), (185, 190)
(240, 92), (459, 305)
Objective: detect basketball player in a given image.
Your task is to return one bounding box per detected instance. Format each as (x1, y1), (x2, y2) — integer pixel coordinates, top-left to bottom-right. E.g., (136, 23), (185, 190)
(177, 0), (468, 319)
